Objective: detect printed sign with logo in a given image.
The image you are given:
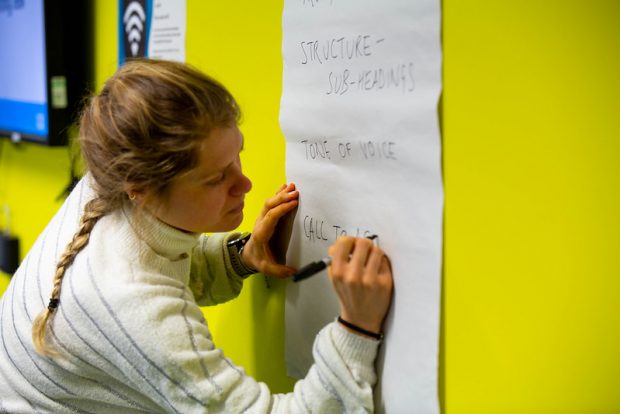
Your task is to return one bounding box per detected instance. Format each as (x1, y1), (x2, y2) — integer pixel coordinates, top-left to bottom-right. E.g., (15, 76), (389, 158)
(118, 0), (186, 64)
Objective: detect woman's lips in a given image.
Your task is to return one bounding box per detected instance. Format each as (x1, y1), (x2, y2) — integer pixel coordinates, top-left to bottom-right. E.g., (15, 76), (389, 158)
(230, 202), (244, 214)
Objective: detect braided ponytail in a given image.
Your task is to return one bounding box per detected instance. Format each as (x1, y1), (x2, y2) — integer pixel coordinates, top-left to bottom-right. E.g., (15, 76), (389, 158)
(32, 198), (108, 357)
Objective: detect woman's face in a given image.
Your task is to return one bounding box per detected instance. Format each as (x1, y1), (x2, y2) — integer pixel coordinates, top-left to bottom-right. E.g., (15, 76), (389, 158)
(148, 126), (252, 233)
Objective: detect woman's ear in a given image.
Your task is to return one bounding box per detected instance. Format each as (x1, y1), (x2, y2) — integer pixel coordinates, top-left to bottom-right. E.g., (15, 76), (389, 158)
(123, 183), (145, 204)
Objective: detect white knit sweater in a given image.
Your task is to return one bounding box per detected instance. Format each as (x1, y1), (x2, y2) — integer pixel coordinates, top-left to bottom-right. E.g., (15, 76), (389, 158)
(0, 177), (379, 413)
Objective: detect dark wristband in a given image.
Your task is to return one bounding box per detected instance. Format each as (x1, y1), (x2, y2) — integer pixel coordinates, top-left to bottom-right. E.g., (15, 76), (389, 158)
(337, 316), (384, 341)
(226, 232), (257, 278)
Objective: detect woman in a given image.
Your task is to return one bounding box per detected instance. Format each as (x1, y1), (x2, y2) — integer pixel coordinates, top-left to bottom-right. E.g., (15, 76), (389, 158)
(0, 59), (393, 413)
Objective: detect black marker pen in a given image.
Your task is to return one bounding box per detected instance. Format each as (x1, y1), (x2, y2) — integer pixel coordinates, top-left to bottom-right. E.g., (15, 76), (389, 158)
(293, 235), (378, 282)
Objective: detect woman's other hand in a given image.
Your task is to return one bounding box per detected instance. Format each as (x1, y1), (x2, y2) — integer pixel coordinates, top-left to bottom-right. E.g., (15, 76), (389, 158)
(241, 183), (299, 277)
(328, 236), (393, 337)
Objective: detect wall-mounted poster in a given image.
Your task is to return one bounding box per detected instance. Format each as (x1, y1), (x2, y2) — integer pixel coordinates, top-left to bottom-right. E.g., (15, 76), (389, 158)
(119, 0), (186, 64)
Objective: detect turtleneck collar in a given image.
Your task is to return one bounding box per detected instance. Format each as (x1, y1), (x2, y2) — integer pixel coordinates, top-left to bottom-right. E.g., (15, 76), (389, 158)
(121, 202), (201, 260)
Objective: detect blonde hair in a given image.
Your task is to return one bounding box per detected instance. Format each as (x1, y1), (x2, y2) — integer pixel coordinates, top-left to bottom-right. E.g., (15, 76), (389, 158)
(32, 59), (240, 356)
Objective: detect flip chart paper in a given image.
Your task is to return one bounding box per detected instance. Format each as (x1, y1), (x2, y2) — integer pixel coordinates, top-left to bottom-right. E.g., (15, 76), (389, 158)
(280, 1), (443, 412)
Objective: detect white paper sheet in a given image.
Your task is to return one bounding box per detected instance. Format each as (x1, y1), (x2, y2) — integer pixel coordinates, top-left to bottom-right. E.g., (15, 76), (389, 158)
(119, 0), (185, 63)
(147, 0), (186, 62)
(280, 1), (443, 412)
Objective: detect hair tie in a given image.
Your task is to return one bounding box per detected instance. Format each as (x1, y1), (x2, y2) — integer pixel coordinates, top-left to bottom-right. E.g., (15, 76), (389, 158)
(337, 316), (384, 341)
(47, 298), (60, 311)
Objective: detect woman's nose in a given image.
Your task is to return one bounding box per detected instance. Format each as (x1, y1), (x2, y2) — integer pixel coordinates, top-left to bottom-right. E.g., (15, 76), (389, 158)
(231, 172), (252, 196)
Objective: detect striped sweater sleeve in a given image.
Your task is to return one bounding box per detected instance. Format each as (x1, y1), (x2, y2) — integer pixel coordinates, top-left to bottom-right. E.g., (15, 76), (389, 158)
(189, 232), (246, 306)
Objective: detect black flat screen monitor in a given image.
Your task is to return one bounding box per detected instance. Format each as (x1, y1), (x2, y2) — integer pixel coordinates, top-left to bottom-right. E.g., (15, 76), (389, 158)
(0, 0), (92, 146)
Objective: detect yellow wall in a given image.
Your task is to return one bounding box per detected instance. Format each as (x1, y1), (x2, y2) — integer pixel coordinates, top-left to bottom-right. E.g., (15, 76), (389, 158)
(1, 0), (619, 411)
(443, 0), (620, 412)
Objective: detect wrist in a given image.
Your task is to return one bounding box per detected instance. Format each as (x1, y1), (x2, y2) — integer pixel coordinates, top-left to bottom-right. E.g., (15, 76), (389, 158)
(226, 232), (257, 278)
(239, 245), (257, 272)
(337, 316), (384, 341)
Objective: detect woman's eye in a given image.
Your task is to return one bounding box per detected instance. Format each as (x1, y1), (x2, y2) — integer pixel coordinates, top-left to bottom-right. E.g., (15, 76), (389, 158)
(207, 174), (226, 186)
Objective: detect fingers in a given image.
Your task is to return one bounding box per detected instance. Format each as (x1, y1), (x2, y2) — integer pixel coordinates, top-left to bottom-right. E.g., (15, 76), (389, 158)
(329, 236), (378, 275)
(261, 261), (297, 278)
(327, 236), (393, 335)
(349, 238), (374, 274)
(254, 199), (298, 241)
(379, 255), (392, 276)
(253, 185), (298, 243)
(265, 199), (298, 222)
(275, 183), (289, 194)
(262, 183), (298, 216)
(365, 243), (385, 275)
(328, 236), (355, 276)
(244, 184), (299, 277)
(328, 236), (380, 284)
(329, 237), (392, 290)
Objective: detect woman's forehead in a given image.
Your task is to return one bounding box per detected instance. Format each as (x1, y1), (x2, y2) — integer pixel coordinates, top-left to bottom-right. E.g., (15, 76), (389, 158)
(191, 127), (243, 175)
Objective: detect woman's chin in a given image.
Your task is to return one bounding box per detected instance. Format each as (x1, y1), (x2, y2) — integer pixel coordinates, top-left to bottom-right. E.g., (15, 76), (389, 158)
(208, 213), (244, 233)
(229, 213), (244, 230)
